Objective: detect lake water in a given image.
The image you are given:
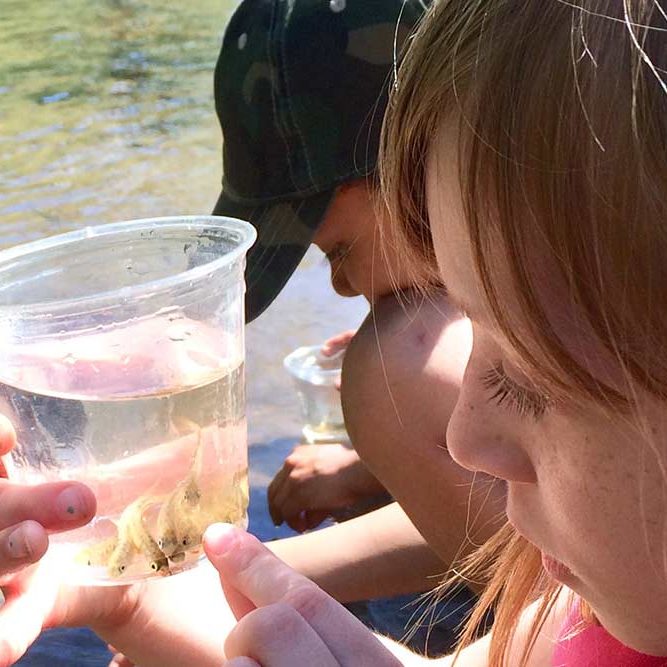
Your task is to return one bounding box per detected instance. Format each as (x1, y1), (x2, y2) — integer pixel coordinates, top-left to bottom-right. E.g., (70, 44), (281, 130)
(1, 2), (472, 663)
(0, 0), (368, 438)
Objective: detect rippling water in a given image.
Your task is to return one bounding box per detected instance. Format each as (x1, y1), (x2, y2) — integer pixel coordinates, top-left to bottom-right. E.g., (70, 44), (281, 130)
(0, 0), (225, 239)
(0, 4), (461, 664)
(0, 0), (367, 445)
(2, 2), (366, 662)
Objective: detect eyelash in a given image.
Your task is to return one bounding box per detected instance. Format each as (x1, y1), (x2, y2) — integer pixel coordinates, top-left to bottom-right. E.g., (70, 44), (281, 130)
(326, 244), (351, 262)
(481, 362), (551, 420)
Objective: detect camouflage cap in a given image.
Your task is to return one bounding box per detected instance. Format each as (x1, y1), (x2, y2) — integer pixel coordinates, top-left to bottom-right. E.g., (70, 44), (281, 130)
(213, 0), (427, 322)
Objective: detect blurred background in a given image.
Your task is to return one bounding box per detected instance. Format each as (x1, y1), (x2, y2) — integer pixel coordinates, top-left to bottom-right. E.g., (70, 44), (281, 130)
(0, 0), (367, 471)
(1, 1), (367, 663)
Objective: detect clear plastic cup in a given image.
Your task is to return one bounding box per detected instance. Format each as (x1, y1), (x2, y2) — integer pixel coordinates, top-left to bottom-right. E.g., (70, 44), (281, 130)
(283, 344), (349, 444)
(0, 216), (256, 585)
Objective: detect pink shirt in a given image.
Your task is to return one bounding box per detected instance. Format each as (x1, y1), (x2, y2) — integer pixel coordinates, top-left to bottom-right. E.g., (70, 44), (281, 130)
(552, 606), (667, 667)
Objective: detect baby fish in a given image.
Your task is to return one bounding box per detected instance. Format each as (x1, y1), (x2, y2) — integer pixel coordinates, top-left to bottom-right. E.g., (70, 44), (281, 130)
(172, 508), (204, 553)
(157, 421), (205, 557)
(108, 496), (170, 578)
(157, 476), (202, 556)
(75, 535), (118, 567)
(107, 534), (137, 578)
(204, 468), (250, 524)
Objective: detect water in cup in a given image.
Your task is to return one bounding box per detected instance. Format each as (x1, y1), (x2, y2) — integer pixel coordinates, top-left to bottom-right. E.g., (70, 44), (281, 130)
(283, 344), (348, 444)
(0, 216), (255, 585)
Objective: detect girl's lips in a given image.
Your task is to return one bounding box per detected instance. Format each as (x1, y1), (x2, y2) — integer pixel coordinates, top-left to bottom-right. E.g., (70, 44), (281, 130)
(542, 551), (574, 582)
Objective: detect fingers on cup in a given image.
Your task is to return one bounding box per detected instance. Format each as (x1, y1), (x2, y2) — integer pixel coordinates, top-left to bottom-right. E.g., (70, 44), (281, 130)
(321, 330), (355, 356)
(0, 481), (96, 532)
(224, 602), (338, 667)
(0, 521), (47, 571)
(205, 525), (397, 665)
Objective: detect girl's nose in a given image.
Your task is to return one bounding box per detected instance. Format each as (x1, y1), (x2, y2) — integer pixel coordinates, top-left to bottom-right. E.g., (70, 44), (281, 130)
(446, 397), (537, 484)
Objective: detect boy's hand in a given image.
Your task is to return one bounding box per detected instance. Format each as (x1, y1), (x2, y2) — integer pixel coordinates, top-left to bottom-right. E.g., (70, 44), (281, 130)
(203, 523), (402, 666)
(320, 330), (356, 358)
(267, 444), (384, 532)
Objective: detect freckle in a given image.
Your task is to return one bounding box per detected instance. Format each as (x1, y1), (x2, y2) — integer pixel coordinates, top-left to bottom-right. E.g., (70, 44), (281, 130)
(67, 506), (75, 515)
(469, 405), (474, 411)
(416, 332), (426, 345)
(8, 540), (13, 548)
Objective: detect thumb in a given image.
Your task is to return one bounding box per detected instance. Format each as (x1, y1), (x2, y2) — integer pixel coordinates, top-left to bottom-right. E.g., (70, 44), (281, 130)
(204, 524), (309, 618)
(203, 524), (394, 666)
(203, 524), (257, 620)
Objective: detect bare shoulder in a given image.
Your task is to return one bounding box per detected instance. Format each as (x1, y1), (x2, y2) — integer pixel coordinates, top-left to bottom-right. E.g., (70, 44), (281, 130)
(344, 289), (471, 390)
(429, 588), (572, 667)
(341, 289), (470, 441)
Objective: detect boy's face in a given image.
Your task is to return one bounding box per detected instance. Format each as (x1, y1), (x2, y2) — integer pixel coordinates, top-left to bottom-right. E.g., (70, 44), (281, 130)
(312, 180), (411, 302)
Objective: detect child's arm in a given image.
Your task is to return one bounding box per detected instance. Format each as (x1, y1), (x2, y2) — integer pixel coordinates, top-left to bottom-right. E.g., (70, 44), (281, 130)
(88, 528), (567, 667)
(268, 500), (446, 602)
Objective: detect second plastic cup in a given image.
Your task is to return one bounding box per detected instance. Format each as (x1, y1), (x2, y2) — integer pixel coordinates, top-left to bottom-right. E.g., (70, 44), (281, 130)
(283, 344), (349, 444)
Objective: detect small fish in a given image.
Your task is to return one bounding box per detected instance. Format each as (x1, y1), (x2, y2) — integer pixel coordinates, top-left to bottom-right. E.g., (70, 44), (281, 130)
(75, 535), (118, 567)
(157, 478), (201, 556)
(157, 421), (205, 557)
(129, 515), (170, 576)
(157, 425), (249, 563)
(205, 468), (250, 524)
(107, 535), (137, 578)
(108, 496), (171, 578)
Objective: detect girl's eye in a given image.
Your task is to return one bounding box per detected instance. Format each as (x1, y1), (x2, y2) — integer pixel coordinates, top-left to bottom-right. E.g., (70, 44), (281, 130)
(481, 362), (551, 420)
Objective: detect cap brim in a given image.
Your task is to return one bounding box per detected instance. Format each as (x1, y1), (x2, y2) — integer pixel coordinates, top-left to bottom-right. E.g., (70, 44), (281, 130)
(213, 189), (335, 323)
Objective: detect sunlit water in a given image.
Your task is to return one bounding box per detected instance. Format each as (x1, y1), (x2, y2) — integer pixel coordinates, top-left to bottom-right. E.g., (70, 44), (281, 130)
(1, 0), (366, 662)
(0, 0), (367, 444)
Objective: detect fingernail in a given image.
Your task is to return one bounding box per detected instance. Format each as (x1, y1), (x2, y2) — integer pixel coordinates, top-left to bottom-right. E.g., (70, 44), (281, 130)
(204, 523), (237, 557)
(6, 525), (28, 559)
(56, 487), (87, 520)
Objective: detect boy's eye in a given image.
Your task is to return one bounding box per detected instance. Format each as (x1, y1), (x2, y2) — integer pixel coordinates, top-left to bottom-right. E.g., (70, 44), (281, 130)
(326, 243), (351, 262)
(481, 362), (551, 420)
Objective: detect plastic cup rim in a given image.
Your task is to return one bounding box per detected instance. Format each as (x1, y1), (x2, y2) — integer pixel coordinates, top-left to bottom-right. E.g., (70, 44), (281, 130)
(283, 344), (343, 384)
(0, 215), (257, 316)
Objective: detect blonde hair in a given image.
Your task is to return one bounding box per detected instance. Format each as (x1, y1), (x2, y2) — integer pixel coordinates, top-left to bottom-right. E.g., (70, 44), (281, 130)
(380, 1), (667, 664)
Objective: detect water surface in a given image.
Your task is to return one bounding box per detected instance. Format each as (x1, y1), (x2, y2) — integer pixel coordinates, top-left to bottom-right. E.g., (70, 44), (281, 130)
(2, 1), (366, 662)
(0, 0), (367, 442)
